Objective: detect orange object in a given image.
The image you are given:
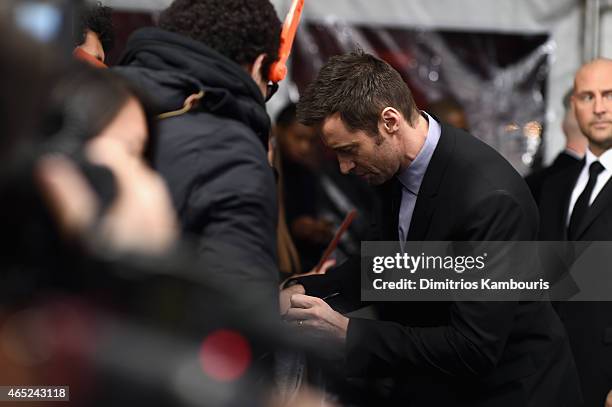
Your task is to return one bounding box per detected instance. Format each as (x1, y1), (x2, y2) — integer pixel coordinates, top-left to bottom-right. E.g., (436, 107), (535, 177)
(73, 48), (107, 68)
(268, 0), (304, 82)
(314, 209), (357, 273)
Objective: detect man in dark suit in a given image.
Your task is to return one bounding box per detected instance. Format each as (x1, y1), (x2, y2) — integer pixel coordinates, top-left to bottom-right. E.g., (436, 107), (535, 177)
(282, 50), (580, 406)
(539, 58), (612, 407)
(526, 89), (587, 203)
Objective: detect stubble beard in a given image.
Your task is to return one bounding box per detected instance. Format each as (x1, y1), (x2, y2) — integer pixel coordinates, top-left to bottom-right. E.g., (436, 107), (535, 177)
(585, 123), (612, 155)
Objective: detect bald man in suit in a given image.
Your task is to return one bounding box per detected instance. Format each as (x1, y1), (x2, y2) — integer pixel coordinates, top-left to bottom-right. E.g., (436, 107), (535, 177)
(540, 58), (612, 407)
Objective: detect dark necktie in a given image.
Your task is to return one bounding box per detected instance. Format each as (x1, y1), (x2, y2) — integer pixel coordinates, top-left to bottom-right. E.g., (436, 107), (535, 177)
(568, 161), (605, 240)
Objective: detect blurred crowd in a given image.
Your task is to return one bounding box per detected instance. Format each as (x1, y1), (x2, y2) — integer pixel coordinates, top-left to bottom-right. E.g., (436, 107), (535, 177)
(0, 1), (337, 406)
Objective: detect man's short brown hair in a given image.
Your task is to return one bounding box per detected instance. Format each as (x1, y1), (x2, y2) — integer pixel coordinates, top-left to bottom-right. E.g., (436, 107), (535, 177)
(297, 50), (419, 136)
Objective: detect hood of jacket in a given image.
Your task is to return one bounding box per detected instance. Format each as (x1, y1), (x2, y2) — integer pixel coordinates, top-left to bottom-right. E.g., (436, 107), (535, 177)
(115, 27), (271, 146)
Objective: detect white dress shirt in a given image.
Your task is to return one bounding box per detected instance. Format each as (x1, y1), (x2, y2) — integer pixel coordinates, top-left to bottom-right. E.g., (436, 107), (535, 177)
(567, 147), (612, 225)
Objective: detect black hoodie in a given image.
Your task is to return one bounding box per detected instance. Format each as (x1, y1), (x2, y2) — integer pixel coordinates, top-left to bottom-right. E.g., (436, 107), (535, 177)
(116, 28), (279, 315)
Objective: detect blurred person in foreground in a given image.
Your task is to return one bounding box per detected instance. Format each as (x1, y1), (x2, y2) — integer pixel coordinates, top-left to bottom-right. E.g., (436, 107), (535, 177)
(0, 23), (301, 405)
(283, 50), (580, 406)
(47, 65), (156, 161)
(1, 65), (176, 289)
(539, 58), (612, 407)
(115, 0), (282, 316)
(0, 20), (174, 400)
(2, 63), (164, 262)
(41, 65), (172, 253)
(526, 88), (588, 203)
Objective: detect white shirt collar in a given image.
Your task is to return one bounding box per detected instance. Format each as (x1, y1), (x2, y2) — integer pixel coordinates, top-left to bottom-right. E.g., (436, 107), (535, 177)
(395, 111), (441, 194)
(585, 147), (612, 171)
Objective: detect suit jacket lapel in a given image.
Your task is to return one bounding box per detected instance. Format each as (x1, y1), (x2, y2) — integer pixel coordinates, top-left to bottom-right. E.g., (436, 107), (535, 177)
(537, 159), (582, 240)
(406, 124), (455, 241)
(553, 163), (583, 240)
(390, 179), (402, 239)
(575, 176), (612, 240)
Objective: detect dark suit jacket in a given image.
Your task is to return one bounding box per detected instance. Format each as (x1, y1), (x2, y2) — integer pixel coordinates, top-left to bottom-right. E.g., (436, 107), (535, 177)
(525, 151), (581, 203)
(299, 124), (581, 406)
(540, 159), (612, 407)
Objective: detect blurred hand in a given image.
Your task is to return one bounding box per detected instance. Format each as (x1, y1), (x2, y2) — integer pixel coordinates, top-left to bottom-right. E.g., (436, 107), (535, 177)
(606, 389), (612, 407)
(86, 138), (178, 254)
(37, 156), (99, 238)
(268, 384), (339, 407)
(37, 138), (178, 255)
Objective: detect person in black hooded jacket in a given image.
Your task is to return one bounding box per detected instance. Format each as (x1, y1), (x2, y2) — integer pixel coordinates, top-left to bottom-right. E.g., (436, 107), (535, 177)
(115, 0), (282, 316)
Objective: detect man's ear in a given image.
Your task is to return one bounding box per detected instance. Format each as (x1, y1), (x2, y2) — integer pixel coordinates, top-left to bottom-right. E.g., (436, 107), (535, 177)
(381, 107), (401, 134)
(570, 93), (578, 115)
(249, 53), (268, 97)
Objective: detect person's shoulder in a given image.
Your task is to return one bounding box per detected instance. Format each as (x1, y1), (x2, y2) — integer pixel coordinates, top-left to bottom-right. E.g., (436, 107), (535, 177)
(553, 151), (581, 168)
(437, 125), (500, 169)
(440, 125), (522, 187)
(545, 158), (582, 185)
(190, 113), (271, 178)
(525, 166), (548, 191)
(446, 126), (503, 161)
(540, 158), (583, 200)
(526, 153), (580, 199)
(438, 125), (537, 217)
(156, 111), (273, 198)
(161, 110), (267, 158)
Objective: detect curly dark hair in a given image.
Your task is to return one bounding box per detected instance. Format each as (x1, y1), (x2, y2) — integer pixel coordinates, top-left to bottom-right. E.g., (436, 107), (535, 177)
(159, 0), (281, 81)
(297, 50), (419, 137)
(75, 2), (115, 53)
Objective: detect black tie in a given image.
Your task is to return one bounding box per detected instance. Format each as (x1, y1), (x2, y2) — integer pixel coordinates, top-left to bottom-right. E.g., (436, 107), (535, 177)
(568, 161), (605, 240)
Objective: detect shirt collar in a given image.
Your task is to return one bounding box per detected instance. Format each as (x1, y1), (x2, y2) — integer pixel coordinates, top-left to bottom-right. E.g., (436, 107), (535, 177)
(585, 147), (612, 171)
(396, 111), (441, 194)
